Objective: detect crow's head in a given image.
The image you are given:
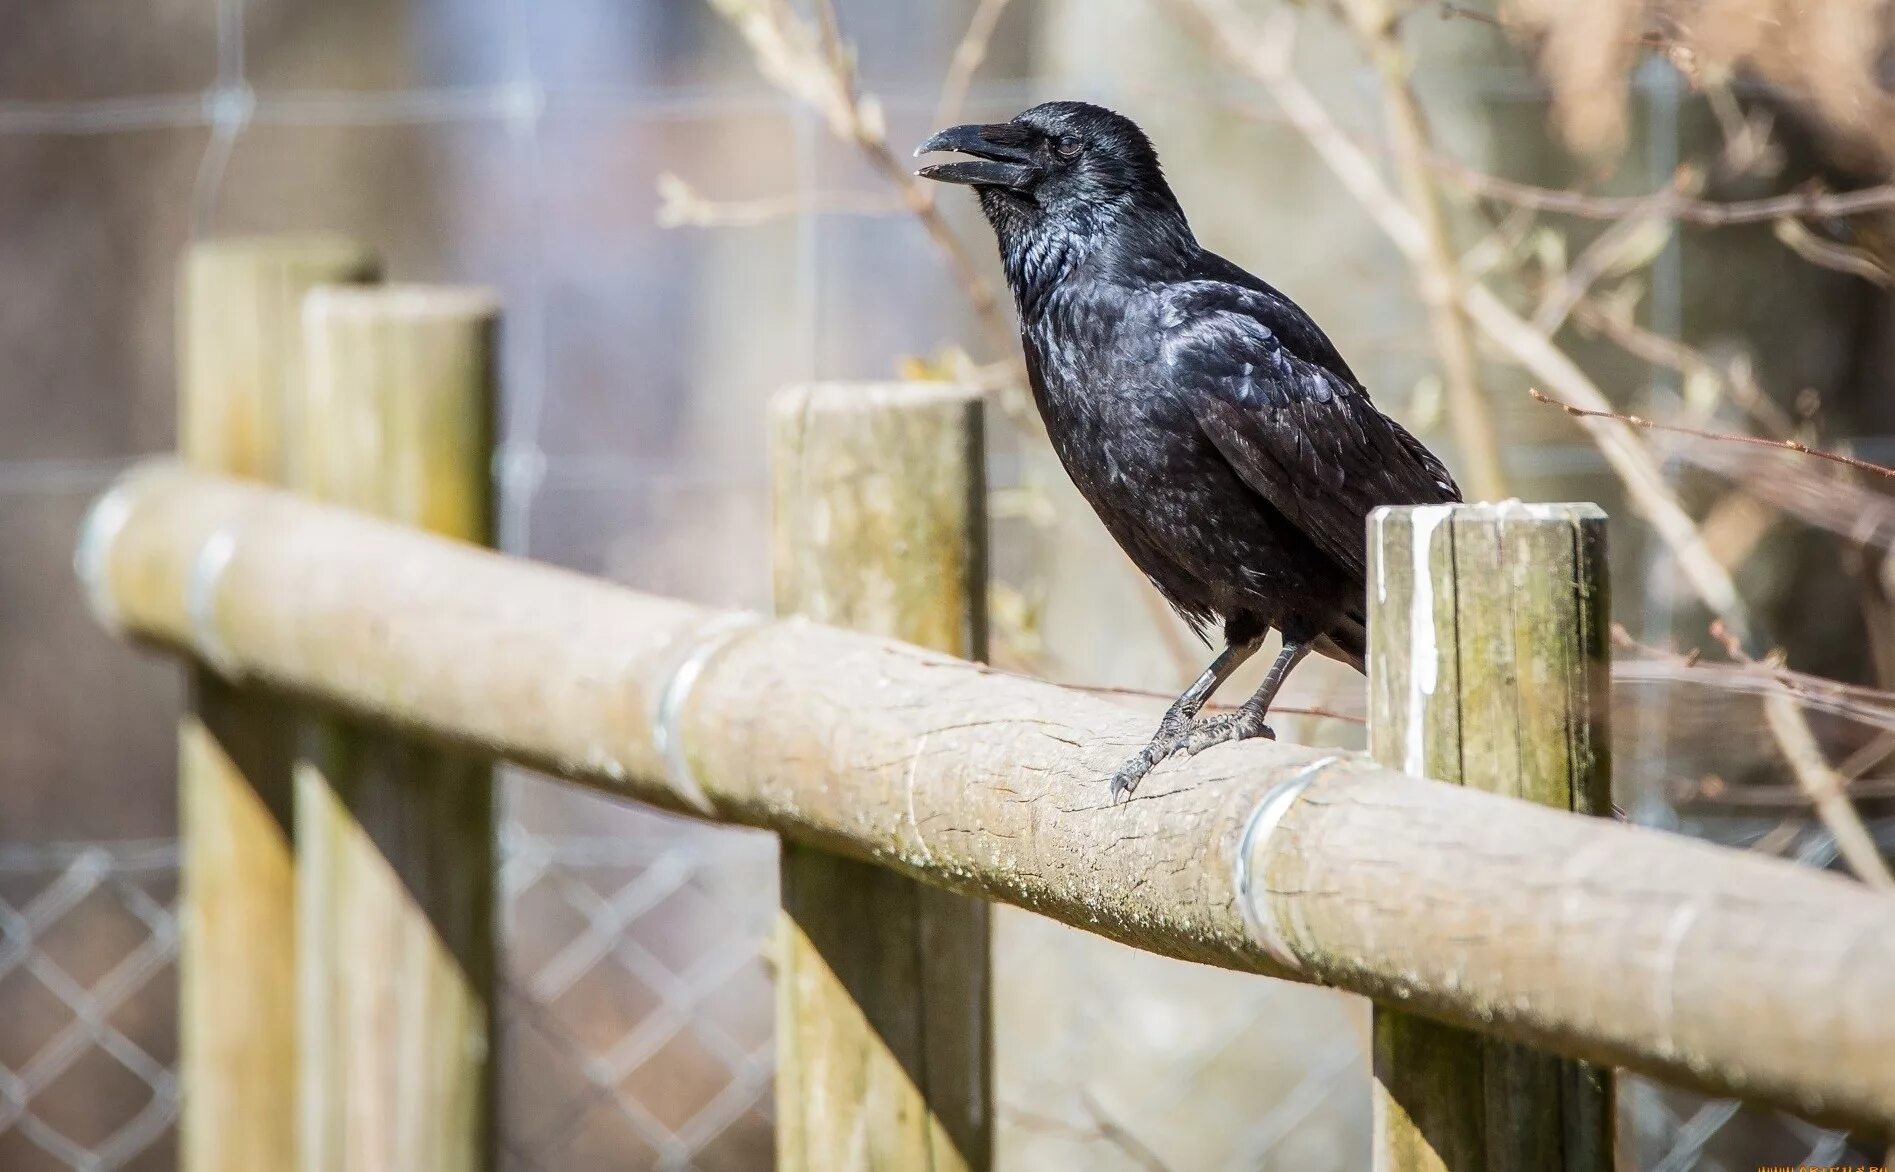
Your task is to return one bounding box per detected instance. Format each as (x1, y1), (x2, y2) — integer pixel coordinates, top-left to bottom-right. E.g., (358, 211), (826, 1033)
(915, 102), (1187, 240)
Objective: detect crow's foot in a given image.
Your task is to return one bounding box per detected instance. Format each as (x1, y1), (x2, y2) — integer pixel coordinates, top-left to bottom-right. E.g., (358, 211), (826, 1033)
(1181, 708), (1275, 756)
(1108, 712), (1196, 801)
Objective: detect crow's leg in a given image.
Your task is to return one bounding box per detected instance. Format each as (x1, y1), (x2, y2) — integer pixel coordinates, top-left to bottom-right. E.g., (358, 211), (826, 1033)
(1110, 637), (1261, 800)
(1181, 637), (1314, 756)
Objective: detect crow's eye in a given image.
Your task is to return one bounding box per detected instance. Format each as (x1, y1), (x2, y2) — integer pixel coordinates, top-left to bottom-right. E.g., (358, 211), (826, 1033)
(1054, 135), (1083, 160)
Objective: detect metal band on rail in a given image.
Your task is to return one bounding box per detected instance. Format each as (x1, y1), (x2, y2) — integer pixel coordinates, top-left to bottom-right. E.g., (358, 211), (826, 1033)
(1234, 754), (1342, 973)
(73, 464), (153, 635)
(185, 523), (244, 677)
(650, 611), (765, 816)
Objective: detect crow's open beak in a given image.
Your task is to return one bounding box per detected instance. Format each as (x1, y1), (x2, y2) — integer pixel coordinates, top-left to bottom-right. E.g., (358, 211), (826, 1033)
(914, 123), (1039, 189)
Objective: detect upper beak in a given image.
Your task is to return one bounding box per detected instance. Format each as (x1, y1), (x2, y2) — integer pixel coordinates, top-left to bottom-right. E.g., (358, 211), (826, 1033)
(914, 123), (1039, 189)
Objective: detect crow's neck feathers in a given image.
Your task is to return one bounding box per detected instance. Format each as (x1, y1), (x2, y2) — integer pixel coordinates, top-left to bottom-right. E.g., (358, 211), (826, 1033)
(982, 178), (1196, 320)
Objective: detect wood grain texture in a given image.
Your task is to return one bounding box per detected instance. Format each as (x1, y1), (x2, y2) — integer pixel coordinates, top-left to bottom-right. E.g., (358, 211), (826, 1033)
(295, 286), (498, 1172)
(1366, 503), (1612, 1172)
(770, 382), (992, 1172)
(83, 467), (1895, 1131)
(175, 238), (378, 1172)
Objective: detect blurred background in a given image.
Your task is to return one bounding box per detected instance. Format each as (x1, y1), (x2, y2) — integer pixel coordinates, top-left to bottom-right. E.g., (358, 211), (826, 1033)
(4, 0), (1893, 1168)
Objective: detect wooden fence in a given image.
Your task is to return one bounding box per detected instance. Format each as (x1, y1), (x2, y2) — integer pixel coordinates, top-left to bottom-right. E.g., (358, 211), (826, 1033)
(76, 240), (1895, 1170)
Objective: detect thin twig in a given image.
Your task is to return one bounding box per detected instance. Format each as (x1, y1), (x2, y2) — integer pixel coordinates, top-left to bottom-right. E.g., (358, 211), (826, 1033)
(1528, 389), (1895, 482)
(1425, 0), (1672, 48)
(1679, 775), (1895, 807)
(655, 172), (902, 227)
(954, 661), (1369, 725)
(1764, 683), (1895, 886)
(1004, 1102), (1175, 1172)
(1437, 159), (1895, 226)
(1428, 1), (1508, 33)
(1691, 636), (1893, 873)
(934, 0), (1015, 131)
(1612, 658), (1895, 736)
(1568, 296), (1797, 437)
(1772, 217), (1894, 287)
(1080, 1091), (1175, 1172)
(1685, 441), (1895, 553)
(1612, 626), (1895, 735)
(701, 0), (1019, 366)
(1839, 731), (1895, 781)
(1530, 174), (1691, 335)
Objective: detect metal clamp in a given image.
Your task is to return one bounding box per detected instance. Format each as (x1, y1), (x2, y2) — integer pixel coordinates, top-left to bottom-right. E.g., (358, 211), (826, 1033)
(186, 523), (244, 676)
(650, 612), (765, 816)
(1233, 754), (1343, 973)
(73, 474), (143, 634)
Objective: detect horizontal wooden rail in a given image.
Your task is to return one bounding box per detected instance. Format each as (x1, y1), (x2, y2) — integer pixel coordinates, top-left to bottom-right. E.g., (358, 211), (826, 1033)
(78, 462), (1895, 1132)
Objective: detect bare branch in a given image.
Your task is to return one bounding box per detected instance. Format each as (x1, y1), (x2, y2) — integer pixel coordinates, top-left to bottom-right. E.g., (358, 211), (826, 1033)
(1333, 0), (1511, 500)
(701, 0), (1018, 365)
(1612, 626), (1895, 735)
(1772, 217), (1894, 287)
(1530, 174), (1691, 335)
(1702, 620), (1895, 889)
(934, 0), (1015, 131)
(1528, 388), (1895, 482)
(1437, 160), (1895, 226)
(1425, 0), (1671, 48)
(1080, 1091), (1175, 1172)
(1677, 775), (1895, 807)
(1002, 1097), (1175, 1172)
(1688, 443), (1895, 553)
(1426, 1), (1510, 34)
(655, 172), (902, 228)
(1764, 690), (1895, 887)
(1567, 296), (1797, 437)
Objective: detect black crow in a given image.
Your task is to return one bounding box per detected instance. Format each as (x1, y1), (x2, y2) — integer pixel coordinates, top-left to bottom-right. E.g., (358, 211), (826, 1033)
(916, 101), (1461, 798)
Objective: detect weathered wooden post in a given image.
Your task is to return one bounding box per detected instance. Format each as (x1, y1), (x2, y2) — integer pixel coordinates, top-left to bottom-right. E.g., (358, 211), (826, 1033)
(175, 237), (379, 1172)
(294, 286), (500, 1172)
(1367, 502), (1613, 1172)
(768, 382), (992, 1171)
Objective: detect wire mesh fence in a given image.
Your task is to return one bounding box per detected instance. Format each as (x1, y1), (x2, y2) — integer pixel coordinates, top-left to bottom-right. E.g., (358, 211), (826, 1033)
(0, 798), (785, 1172)
(495, 796), (776, 1172)
(0, 840), (179, 1172)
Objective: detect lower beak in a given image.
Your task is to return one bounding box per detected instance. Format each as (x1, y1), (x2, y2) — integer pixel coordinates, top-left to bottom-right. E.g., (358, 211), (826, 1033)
(914, 123), (1038, 189)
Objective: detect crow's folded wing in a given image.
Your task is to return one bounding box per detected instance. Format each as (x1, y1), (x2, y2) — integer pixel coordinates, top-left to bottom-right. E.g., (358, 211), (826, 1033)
(1158, 281), (1461, 582)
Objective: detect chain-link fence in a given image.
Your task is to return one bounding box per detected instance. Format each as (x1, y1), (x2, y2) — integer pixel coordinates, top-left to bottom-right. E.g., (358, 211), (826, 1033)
(0, 840), (179, 1172)
(0, 799), (781, 1172)
(495, 793), (777, 1171)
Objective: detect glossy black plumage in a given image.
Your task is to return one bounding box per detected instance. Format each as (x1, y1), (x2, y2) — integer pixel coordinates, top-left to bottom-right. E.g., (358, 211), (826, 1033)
(917, 102), (1461, 795)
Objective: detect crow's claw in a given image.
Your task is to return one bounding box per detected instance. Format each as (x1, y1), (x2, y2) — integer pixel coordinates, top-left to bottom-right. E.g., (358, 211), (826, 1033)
(1182, 709), (1275, 756)
(1108, 715), (1195, 801)
(1109, 756), (1153, 802)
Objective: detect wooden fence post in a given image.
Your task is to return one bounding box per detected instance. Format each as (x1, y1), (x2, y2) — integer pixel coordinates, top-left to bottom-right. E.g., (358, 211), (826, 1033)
(768, 382), (992, 1171)
(177, 238), (379, 1172)
(294, 286), (500, 1172)
(1367, 502), (1614, 1172)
